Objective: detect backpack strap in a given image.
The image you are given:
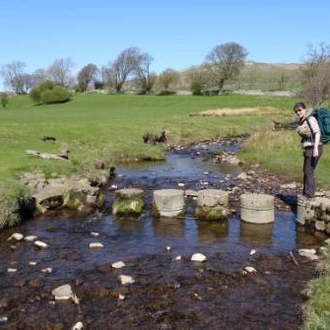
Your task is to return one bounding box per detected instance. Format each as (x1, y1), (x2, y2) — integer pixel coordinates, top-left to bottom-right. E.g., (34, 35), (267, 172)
(303, 116), (314, 142)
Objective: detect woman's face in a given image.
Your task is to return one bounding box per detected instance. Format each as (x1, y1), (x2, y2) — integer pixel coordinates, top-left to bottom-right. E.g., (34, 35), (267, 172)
(294, 106), (306, 119)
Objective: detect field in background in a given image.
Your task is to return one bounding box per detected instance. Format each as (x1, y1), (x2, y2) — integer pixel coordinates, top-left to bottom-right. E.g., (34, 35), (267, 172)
(1, 92), (329, 191)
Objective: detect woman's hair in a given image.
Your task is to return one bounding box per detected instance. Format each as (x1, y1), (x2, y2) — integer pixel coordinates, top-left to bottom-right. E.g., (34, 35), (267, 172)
(293, 102), (306, 111)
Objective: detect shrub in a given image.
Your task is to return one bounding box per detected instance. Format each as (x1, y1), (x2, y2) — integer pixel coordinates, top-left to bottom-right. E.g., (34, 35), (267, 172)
(40, 86), (71, 104)
(30, 80), (71, 104)
(157, 90), (176, 96)
(0, 93), (9, 108)
(190, 81), (203, 95)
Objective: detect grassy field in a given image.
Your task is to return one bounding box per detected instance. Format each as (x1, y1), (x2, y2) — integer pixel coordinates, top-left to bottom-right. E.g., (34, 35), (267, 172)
(1, 92), (330, 328)
(0, 93), (293, 179)
(1, 92), (330, 188)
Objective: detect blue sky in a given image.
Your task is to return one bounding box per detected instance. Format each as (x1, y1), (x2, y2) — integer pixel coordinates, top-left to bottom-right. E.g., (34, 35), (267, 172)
(1, 0), (330, 88)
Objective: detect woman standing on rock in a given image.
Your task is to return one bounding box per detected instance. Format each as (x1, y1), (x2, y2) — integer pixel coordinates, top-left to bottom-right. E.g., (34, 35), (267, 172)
(293, 102), (323, 199)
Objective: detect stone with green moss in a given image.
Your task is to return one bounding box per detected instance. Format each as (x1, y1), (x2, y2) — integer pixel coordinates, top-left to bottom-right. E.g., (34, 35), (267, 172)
(195, 205), (228, 221)
(112, 188), (144, 216)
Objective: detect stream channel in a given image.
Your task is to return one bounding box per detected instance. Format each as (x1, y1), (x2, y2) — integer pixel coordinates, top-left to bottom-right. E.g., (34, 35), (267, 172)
(0, 140), (326, 330)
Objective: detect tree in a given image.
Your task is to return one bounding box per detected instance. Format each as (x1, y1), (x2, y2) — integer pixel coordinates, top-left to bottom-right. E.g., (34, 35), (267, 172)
(301, 43), (330, 106)
(77, 63), (99, 92)
(157, 68), (180, 90)
(204, 42), (248, 92)
(47, 58), (75, 87)
(133, 52), (157, 94)
(103, 47), (140, 93)
(0, 61), (32, 94)
(30, 68), (49, 89)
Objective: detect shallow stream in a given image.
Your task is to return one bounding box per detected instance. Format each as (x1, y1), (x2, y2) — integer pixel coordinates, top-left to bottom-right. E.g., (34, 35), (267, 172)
(0, 141), (326, 329)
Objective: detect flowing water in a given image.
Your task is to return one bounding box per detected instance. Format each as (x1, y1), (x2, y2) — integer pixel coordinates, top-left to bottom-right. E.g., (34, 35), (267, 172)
(0, 141), (326, 329)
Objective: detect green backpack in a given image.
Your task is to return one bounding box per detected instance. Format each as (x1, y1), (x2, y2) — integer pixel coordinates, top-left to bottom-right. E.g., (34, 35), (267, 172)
(307, 108), (330, 144)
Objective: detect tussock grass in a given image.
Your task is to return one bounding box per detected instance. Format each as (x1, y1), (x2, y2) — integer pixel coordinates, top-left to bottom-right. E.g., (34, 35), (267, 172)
(191, 106), (278, 117)
(242, 129), (292, 152)
(240, 129), (305, 184)
(0, 178), (29, 228)
(302, 246), (330, 330)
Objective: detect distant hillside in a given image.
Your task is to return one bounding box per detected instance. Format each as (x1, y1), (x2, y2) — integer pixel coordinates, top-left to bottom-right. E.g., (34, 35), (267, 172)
(175, 61), (303, 92)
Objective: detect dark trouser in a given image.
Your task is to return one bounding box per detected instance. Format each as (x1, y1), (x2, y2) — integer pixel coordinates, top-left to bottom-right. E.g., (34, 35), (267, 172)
(303, 145), (323, 198)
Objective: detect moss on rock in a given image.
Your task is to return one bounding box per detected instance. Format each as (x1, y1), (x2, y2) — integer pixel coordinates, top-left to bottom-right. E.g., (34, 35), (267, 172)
(195, 205), (228, 221)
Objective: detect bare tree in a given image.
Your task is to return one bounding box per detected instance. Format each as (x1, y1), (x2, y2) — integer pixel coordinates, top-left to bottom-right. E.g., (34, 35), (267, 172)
(157, 68), (180, 90)
(103, 47), (140, 93)
(47, 58), (75, 87)
(204, 42), (248, 92)
(133, 52), (157, 94)
(0, 61), (31, 94)
(301, 43), (330, 106)
(77, 63), (99, 92)
(30, 68), (49, 88)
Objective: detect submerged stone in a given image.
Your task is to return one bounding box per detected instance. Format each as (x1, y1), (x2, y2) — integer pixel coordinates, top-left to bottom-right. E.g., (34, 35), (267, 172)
(52, 284), (73, 300)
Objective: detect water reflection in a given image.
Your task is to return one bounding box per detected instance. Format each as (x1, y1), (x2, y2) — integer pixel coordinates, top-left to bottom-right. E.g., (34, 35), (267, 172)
(152, 217), (185, 238)
(240, 221), (274, 246)
(113, 216), (145, 233)
(196, 219), (228, 243)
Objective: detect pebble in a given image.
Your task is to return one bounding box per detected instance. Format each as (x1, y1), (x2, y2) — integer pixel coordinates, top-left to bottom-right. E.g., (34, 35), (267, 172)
(7, 268), (17, 273)
(112, 261), (125, 269)
(72, 321), (83, 330)
(41, 267), (52, 274)
(89, 242), (104, 248)
(24, 235), (38, 242)
(244, 266), (257, 273)
(0, 316), (8, 324)
(52, 284), (73, 300)
(7, 233), (24, 241)
(34, 241), (48, 248)
(191, 253), (207, 262)
(118, 275), (135, 285)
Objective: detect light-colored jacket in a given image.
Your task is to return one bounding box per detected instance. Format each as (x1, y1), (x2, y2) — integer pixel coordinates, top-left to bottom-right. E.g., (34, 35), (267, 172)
(297, 113), (321, 148)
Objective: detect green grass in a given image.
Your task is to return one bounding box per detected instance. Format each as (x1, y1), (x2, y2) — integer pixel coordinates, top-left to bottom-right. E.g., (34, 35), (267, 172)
(2, 92), (330, 190)
(0, 93), (295, 182)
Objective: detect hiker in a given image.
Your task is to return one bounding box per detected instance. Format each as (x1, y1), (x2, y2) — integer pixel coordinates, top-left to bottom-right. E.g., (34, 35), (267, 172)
(293, 102), (323, 198)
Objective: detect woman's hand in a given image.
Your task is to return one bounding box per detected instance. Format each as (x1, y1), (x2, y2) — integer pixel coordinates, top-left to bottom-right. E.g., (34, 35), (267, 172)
(313, 132), (321, 157)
